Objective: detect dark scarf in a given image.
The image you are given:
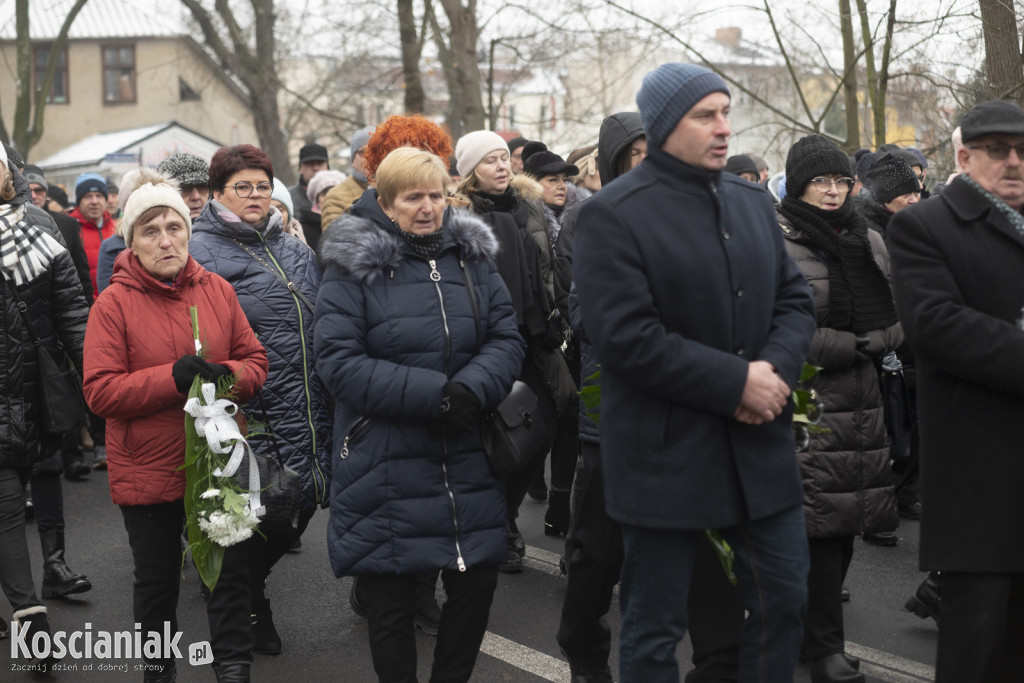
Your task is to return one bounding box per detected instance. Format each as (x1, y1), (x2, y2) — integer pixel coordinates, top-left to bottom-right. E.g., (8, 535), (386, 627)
(779, 194), (898, 334)
(475, 187), (518, 214)
(400, 228), (444, 259)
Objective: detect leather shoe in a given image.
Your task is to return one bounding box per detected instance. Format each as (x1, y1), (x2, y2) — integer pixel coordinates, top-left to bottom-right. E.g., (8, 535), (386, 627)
(570, 663), (614, 682)
(904, 571), (940, 623)
(808, 652), (865, 683)
(862, 530), (898, 546)
(841, 585), (850, 602)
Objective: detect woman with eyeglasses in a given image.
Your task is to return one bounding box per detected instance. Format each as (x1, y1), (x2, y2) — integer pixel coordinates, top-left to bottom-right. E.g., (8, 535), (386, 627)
(188, 145), (332, 667)
(776, 135), (903, 683)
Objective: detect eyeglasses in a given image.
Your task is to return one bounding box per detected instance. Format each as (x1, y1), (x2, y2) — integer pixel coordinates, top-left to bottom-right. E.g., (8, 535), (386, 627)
(967, 143), (1024, 160)
(228, 181), (273, 198)
(809, 176), (854, 193)
(915, 173), (926, 183)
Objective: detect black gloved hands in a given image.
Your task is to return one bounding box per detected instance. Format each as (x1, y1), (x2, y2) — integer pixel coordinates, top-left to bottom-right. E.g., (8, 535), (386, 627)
(172, 355), (231, 394)
(439, 382), (482, 433)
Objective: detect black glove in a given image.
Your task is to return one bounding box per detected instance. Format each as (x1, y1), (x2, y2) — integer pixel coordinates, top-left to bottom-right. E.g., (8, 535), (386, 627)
(172, 355), (231, 394)
(439, 382), (482, 433)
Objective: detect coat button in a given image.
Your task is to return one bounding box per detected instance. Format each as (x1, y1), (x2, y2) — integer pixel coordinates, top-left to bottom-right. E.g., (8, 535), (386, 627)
(736, 347), (745, 356)
(722, 231), (731, 240)
(735, 287), (743, 297)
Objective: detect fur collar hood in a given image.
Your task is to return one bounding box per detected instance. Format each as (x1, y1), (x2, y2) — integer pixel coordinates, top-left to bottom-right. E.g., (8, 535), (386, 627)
(539, 182), (591, 246)
(319, 207), (498, 285)
(510, 173), (543, 203)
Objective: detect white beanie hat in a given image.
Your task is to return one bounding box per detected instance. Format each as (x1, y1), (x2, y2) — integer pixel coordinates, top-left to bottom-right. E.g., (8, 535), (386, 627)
(0, 143), (8, 171)
(122, 168), (192, 247)
(455, 131), (509, 177)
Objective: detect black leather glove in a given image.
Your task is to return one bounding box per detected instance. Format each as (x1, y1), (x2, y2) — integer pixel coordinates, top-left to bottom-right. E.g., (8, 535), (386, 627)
(439, 382), (482, 433)
(172, 355), (231, 394)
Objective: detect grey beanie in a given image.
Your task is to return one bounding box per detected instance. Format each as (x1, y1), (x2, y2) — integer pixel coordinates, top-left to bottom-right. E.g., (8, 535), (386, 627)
(23, 164), (48, 191)
(636, 63), (730, 148)
(156, 153), (210, 188)
(351, 126), (375, 162)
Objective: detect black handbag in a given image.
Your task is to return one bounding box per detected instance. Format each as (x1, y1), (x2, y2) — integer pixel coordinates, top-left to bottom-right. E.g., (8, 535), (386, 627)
(481, 380), (554, 474)
(4, 272), (83, 434)
(877, 352), (912, 462)
(238, 394), (304, 538)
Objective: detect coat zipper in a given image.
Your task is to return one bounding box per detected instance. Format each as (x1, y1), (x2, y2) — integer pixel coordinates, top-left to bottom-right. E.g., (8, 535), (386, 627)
(340, 416), (372, 459)
(257, 234), (327, 501)
(427, 257), (463, 569)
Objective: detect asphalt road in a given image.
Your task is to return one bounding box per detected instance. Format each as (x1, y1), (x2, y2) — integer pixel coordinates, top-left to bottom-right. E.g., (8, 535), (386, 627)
(2, 462), (938, 682)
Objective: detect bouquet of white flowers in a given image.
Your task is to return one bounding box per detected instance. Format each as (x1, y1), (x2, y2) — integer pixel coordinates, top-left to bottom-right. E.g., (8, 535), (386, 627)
(181, 305), (264, 591)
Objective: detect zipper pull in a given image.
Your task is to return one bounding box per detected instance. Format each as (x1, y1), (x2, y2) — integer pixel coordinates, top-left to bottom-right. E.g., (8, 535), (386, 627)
(428, 259), (441, 282)
(341, 437), (351, 459)
(457, 555), (466, 572)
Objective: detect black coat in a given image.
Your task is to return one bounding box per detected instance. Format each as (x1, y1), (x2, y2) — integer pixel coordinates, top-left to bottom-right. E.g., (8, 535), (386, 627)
(574, 146), (816, 529)
(889, 176), (1024, 572)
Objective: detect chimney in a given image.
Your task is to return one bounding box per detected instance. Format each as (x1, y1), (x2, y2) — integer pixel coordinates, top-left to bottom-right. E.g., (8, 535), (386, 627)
(715, 27), (741, 49)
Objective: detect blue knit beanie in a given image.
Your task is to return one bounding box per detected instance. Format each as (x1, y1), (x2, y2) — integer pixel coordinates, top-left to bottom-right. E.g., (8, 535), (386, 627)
(636, 63), (730, 148)
(75, 172), (108, 205)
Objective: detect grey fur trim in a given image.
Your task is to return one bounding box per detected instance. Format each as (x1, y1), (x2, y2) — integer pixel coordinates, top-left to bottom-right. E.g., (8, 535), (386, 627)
(13, 605), (47, 619)
(319, 209), (498, 285)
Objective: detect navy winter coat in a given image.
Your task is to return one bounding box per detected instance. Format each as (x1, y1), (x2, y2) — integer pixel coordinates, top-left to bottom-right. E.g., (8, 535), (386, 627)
(574, 146), (816, 530)
(189, 203), (331, 515)
(314, 207), (525, 577)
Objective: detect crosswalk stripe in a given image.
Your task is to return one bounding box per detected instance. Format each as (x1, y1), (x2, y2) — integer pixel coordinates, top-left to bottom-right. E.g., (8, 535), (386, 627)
(481, 631), (569, 681)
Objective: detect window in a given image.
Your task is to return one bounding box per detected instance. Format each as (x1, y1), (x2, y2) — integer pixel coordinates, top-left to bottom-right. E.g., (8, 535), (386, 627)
(33, 44), (68, 104)
(179, 78), (200, 102)
(102, 45), (136, 104)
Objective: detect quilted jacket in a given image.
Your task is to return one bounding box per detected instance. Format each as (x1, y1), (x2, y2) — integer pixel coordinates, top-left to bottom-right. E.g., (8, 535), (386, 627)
(83, 251), (267, 506)
(1, 166), (90, 467)
(315, 206), (525, 576)
(189, 204), (331, 515)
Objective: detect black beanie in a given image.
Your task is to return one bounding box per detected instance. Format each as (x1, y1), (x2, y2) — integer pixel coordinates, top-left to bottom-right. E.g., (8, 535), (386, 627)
(785, 135), (851, 197)
(724, 154), (758, 179)
(864, 152), (920, 205)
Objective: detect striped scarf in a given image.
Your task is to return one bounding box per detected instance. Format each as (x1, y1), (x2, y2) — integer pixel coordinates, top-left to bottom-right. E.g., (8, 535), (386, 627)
(0, 203), (60, 287)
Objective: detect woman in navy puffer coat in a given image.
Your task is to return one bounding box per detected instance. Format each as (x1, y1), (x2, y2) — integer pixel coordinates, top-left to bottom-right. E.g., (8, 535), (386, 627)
(188, 145), (331, 656)
(315, 148), (524, 683)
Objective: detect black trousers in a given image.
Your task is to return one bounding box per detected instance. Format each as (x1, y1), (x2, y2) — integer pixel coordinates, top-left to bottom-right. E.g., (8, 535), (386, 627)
(803, 536), (854, 659)
(121, 501), (254, 667)
(247, 507), (314, 603)
(557, 442), (742, 681)
(361, 565), (499, 683)
(937, 571), (1024, 683)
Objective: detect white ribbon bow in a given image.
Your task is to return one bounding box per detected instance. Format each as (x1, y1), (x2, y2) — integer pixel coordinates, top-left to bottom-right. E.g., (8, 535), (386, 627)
(184, 382), (265, 518)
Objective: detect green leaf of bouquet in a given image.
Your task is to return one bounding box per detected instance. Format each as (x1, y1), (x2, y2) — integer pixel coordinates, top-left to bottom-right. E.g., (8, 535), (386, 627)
(799, 363), (822, 383)
(704, 529), (737, 586)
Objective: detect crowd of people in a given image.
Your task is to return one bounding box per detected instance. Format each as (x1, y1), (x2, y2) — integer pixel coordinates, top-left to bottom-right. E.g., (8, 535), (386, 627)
(1, 59), (1022, 683)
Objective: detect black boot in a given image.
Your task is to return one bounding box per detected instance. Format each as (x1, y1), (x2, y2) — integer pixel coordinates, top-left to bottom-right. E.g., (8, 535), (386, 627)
(905, 571), (940, 623)
(527, 470), (548, 503)
(808, 652), (865, 683)
(62, 449), (90, 480)
(251, 598), (282, 655)
(40, 530), (92, 599)
(414, 572), (441, 636)
(143, 659), (177, 683)
(213, 661), (251, 683)
(499, 521), (524, 574)
(544, 489), (571, 537)
(11, 606), (56, 665)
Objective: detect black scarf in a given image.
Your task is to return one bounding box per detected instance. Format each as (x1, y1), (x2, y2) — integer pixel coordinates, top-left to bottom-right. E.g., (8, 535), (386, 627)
(779, 194), (898, 334)
(400, 228), (444, 259)
(474, 187), (518, 214)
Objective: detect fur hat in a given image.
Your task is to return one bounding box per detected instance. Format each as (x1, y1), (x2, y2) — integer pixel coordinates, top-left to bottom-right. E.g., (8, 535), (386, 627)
(75, 172), (108, 205)
(864, 152), (920, 205)
(455, 130), (510, 178)
(306, 170), (346, 204)
(121, 169), (191, 247)
(156, 153), (210, 188)
(785, 135), (850, 197)
(636, 63), (730, 148)
(522, 141), (579, 179)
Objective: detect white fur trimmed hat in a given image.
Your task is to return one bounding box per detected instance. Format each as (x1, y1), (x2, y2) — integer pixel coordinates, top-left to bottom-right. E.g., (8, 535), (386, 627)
(122, 168), (192, 247)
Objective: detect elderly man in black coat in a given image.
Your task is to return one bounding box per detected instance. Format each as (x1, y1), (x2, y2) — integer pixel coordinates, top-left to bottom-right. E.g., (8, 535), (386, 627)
(888, 100), (1024, 683)
(574, 63), (817, 682)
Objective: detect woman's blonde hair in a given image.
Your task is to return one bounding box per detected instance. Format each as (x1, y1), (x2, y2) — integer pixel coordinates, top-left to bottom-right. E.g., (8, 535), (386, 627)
(375, 148), (450, 208)
(455, 169), (482, 196)
(0, 167), (15, 202)
(572, 148), (599, 187)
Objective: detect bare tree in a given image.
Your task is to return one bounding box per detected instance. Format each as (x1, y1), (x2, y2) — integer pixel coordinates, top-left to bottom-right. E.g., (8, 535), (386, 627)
(179, 0), (295, 184)
(428, 0), (485, 138)
(979, 0), (1024, 104)
(0, 0), (89, 158)
(856, 0), (897, 148)
(397, 0), (429, 114)
(839, 0), (861, 149)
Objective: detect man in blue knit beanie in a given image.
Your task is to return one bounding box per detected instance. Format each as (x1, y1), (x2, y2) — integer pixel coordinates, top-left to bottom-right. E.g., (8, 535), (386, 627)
(573, 62), (816, 682)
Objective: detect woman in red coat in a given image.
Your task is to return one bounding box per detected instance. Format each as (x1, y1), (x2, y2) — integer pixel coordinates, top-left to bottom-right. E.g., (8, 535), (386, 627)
(84, 169), (267, 683)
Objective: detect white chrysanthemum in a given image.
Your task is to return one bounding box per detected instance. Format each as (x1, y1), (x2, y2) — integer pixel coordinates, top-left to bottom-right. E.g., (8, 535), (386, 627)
(198, 507), (259, 547)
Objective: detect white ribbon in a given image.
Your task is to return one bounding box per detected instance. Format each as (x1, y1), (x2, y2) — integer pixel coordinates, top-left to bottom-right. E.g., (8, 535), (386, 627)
(184, 382), (265, 518)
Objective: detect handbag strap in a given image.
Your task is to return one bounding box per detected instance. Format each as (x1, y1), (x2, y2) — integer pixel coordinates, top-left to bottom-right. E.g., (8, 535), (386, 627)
(255, 390), (288, 469)
(459, 257), (483, 350)
(2, 269), (43, 346)
(229, 237), (315, 314)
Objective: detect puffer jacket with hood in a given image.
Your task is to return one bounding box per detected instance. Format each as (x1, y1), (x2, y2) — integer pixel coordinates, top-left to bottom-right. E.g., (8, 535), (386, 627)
(83, 251), (267, 506)
(1, 164), (90, 467)
(778, 209), (903, 538)
(189, 202), (331, 515)
(314, 205), (525, 577)
(563, 112), (646, 446)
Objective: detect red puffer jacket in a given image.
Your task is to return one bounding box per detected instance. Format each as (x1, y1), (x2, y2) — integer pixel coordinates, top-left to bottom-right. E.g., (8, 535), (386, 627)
(83, 250), (268, 506)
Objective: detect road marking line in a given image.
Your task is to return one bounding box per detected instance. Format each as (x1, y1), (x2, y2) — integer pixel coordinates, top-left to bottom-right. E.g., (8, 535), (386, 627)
(511, 544), (937, 682)
(480, 632), (568, 681)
